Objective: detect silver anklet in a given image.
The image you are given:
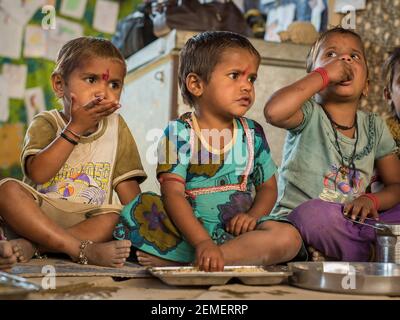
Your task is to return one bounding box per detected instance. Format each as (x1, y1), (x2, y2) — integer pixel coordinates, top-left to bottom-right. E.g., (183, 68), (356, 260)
(77, 240), (93, 265)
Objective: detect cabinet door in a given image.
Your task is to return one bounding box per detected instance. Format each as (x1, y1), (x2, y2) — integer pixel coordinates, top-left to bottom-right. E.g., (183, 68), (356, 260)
(120, 57), (176, 193)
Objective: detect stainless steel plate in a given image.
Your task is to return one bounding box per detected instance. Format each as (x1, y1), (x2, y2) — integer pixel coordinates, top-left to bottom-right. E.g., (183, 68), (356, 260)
(148, 265), (292, 286)
(0, 271), (41, 299)
(289, 262), (400, 296)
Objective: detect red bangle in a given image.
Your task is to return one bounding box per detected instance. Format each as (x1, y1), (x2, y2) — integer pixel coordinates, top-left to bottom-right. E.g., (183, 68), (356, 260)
(360, 193), (380, 211)
(158, 176), (186, 186)
(312, 67), (330, 91)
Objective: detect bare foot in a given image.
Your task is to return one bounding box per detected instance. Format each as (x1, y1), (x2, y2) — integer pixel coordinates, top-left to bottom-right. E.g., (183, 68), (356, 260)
(10, 238), (36, 263)
(308, 246), (326, 262)
(136, 250), (184, 267)
(83, 240), (132, 268)
(0, 240), (17, 270)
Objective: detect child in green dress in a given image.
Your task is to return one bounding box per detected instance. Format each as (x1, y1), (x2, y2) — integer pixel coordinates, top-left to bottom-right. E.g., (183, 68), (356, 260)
(114, 31), (302, 271)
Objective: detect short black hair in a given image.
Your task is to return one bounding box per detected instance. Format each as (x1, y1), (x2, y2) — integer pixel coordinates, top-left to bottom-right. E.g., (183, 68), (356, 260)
(53, 36), (126, 81)
(178, 31), (260, 107)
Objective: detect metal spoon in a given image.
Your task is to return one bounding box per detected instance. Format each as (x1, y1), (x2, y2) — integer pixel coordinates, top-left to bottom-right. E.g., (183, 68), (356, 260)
(343, 215), (393, 234)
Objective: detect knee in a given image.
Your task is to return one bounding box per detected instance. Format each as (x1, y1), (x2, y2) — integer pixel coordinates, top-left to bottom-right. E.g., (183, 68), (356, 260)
(0, 181), (25, 202)
(288, 199), (342, 231)
(279, 224), (302, 259)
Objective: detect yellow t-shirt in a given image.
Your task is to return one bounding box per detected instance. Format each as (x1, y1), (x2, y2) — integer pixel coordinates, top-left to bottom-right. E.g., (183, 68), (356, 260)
(21, 110), (146, 205)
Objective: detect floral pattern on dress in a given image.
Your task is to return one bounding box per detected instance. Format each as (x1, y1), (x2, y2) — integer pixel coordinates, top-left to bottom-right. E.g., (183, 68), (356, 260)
(217, 191), (253, 227)
(129, 193), (181, 254)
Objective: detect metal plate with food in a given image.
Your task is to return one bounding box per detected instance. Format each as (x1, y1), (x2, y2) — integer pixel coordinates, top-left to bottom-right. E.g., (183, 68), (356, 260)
(148, 265), (292, 286)
(0, 271), (41, 299)
(289, 262), (400, 296)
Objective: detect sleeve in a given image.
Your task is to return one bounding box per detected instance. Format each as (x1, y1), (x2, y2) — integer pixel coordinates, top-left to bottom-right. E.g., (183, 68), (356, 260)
(112, 115), (147, 187)
(375, 114), (398, 160)
(156, 120), (192, 181)
(288, 98), (315, 134)
(249, 120), (278, 187)
(20, 113), (57, 177)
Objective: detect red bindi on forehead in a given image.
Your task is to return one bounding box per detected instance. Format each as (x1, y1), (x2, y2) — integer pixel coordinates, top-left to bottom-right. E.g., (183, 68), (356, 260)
(102, 69), (110, 81)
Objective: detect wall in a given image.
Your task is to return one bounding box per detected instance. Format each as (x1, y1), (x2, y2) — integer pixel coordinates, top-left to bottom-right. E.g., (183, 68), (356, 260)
(355, 0), (400, 117)
(0, 0), (139, 179)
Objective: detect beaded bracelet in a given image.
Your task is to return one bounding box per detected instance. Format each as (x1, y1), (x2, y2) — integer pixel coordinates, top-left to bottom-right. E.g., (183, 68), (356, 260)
(60, 131), (78, 145)
(312, 67), (330, 91)
(360, 193), (380, 211)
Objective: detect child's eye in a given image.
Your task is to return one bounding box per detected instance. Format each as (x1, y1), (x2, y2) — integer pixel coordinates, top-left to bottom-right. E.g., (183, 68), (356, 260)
(228, 72), (239, 80)
(85, 77), (96, 84)
(351, 53), (361, 60)
(248, 75), (257, 84)
(326, 51), (337, 58)
(109, 82), (120, 89)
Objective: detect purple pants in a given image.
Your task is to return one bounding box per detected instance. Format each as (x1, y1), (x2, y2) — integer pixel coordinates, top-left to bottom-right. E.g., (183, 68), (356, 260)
(288, 199), (400, 262)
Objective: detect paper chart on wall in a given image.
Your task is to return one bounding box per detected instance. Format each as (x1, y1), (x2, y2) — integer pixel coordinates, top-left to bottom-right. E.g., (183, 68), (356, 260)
(2, 64), (27, 99)
(0, 9), (24, 59)
(93, 0), (119, 34)
(0, 75), (9, 122)
(24, 87), (46, 124)
(24, 24), (47, 58)
(264, 4), (296, 42)
(334, 0), (366, 13)
(45, 17), (83, 61)
(0, 0), (45, 25)
(60, 0), (87, 19)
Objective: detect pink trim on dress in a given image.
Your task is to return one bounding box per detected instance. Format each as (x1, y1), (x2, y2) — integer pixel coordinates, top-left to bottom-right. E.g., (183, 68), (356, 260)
(184, 117), (254, 199)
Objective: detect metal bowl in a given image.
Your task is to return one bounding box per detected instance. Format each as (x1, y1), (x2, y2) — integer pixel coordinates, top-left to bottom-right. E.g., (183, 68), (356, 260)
(288, 262), (400, 296)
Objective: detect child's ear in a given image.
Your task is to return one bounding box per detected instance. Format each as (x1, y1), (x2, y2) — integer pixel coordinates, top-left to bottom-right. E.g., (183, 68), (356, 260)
(383, 86), (392, 101)
(362, 78), (370, 97)
(186, 73), (204, 97)
(51, 74), (65, 98)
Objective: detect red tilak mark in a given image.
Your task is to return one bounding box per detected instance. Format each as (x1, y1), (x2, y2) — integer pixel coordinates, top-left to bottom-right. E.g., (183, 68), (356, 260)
(102, 69), (110, 81)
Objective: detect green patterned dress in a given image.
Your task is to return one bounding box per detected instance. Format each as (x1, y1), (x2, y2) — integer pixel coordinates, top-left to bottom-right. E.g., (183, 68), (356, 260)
(113, 112), (277, 262)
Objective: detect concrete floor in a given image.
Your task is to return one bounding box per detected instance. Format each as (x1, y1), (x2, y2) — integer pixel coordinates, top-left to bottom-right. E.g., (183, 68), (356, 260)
(4, 275), (398, 300)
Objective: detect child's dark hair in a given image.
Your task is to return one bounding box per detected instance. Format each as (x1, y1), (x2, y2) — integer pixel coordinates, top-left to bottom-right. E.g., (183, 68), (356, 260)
(178, 31), (261, 107)
(52, 37), (126, 81)
(306, 26), (368, 75)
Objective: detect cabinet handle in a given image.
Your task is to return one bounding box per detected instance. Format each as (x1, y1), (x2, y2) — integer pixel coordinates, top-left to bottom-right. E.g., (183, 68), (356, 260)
(154, 71), (164, 83)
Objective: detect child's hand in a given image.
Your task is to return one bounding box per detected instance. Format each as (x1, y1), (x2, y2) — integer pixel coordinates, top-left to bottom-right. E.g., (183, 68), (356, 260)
(343, 196), (379, 223)
(194, 239), (224, 272)
(68, 93), (120, 133)
(226, 213), (257, 236)
(322, 59), (354, 85)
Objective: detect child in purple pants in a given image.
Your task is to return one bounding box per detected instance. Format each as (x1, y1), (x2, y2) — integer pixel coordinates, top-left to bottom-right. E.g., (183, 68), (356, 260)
(264, 27), (400, 262)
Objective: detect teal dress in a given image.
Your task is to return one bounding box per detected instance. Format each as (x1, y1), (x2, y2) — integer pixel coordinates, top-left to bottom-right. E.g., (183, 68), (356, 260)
(114, 112), (277, 262)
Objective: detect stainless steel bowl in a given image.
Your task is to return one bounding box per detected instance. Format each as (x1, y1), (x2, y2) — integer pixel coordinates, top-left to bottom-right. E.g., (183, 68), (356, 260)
(289, 262), (400, 296)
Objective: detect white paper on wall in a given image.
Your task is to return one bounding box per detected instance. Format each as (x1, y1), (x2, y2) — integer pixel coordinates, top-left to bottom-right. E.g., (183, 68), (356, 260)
(334, 0), (366, 13)
(24, 87), (46, 123)
(0, 0), (45, 25)
(2, 64), (28, 99)
(93, 0), (119, 34)
(60, 0), (87, 19)
(0, 9), (24, 59)
(264, 4), (296, 42)
(44, 17), (83, 61)
(24, 24), (47, 58)
(0, 75), (9, 122)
